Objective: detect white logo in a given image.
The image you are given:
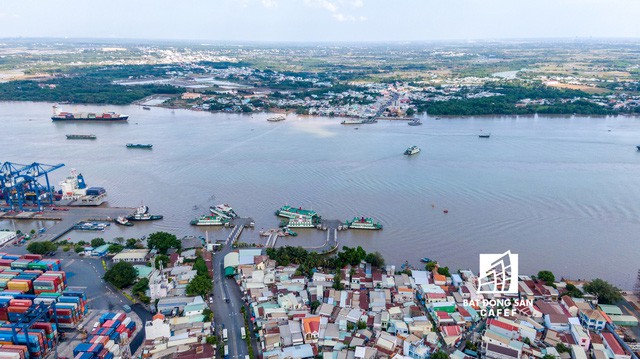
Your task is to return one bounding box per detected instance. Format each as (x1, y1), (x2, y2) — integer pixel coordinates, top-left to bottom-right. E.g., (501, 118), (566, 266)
(477, 250), (519, 294)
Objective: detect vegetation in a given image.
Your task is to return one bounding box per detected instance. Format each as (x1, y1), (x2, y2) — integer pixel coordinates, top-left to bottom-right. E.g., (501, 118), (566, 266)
(431, 351), (450, 359)
(192, 257), (209, 276)
(537, 270), (555, 285)
(147, 232), (181, 254)
(131, 278), (150, 304)
(91, 238), (106, 248)
(555, 343), (570, 353)
(26, 241), (57, 255)
(154, 254), (170, 269)
(583, 278), (622, 304)
(563, 283), (584, 298)
(108, 243), (124, 253)
(125, 238), (139, 249)
(425, 262), (437, 271)
(104, 262), (138, 289)
(437, 266), (451, 277)
(185, 275), (212, 297)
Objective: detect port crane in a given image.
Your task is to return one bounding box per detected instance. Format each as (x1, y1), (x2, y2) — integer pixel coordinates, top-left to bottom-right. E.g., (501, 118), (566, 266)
(0, 161), (64, 212)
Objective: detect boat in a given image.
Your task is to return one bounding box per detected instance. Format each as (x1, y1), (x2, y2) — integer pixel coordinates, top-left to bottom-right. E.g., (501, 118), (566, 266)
(267, 115), (286, 122)
(209, 204), (238, 219)
(114, 216), (133, 227)
(282, 216), (318, 228)
(341, 119), (364, 125)
(127, 204), (163, 221)
(344, 217), (383, 230)
(126, 143), (153, 149)
(66, 134), (97, 140)
(73, 221), (109, 231)
(408, 119), (422, 126)
(636, 145), (640, 151)
(404, 145), (420, 155)
(275, 205), (320, 220)
(142, 106), (151, 110)
(284, 227), (298, 237)
(52, 105), (128, 122)
(420, 257), (432, 263)
(58, 170), (107, 206)
(190, 214), (229, 226)
(479, 133), (491, 138)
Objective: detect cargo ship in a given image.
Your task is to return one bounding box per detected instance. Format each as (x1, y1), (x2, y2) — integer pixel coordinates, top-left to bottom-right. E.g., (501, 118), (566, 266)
(58, 170), (107, 206)
(190, 214), (229, 226)
(341, 119), (364, 125)
(66, 134), (97, 140)
(209, 204), (238, 219)
(126, 143), (153, 149)
(344, 217), (383, 230)
(275, 205), (320, 220)
(52, 105), (128, 122)
(127, 205), (163, 221)
(404, 145), (420, 155)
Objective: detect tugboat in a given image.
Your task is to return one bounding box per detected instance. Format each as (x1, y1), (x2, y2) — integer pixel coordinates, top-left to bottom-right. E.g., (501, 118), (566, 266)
(114, 216), (133, 227)
(275, 205), (319, 220)
(209, 204), (238, 219)
(344, 217), (383, 230)
(190, 214), (229, 226)
(404, 145), (420, 155)
(127, 205), (163, 221)
(126, 143), (153, 149)
(408, 119), (422, 126)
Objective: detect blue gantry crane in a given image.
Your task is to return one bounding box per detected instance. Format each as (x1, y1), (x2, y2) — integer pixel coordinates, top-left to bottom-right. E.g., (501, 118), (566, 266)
(0, 161), (64, 212)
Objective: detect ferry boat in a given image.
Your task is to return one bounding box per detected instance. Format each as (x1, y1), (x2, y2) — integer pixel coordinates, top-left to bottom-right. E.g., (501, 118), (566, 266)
(408, 119), (422, 126)
(282, 216), (317, 228)
(341, 119), (364, 125)
(344, 217), (383, 230)
(190, 214), (229, 226)
(209, 204), (238, 219)
(275, 205), (319, 220)
(126, 143), (153, 149)
(52, 105), (128, 122)
(58, 170), (107, 206)
(404, 145), (420, 155)
(127, 205), (163, 221)
(114, 216), (133, 227)
(66, 134), (97, 140)
(479, 132), (491, 138)
(267, 115), (285, 122)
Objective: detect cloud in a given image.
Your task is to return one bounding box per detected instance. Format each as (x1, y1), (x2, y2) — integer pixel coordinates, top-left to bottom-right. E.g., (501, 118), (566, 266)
(332, 13), (366, 22)
(261, 0), (278, 8)
(304, 0), (366, 22)
(304, 0), (339, 12)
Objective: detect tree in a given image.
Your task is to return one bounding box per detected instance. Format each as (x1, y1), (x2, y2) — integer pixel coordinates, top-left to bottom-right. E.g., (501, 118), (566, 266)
(202, 308), (213, 322)
(563, 283), (583, 298)
(537, 270), (555, 285)
(365, 251), (385, 268)
(192, 257), (209, 277)
(26, 241), (56, 255)
(437, 266), (451, 277)
(583, 278), (622, 304)
(406, 108), (416, 116)
(206, 335), (217, 345)
(357, 320), (367, 330)
(555, 343), (570, 353)
(186, 275), (213, 297)
(155, 254), (170, 269)
(104, 262), (138, 288)
(132, 278), (149, 296)
(333, 271), (344, 290)
(114, 237), (125, 245)
(147, 232), (181, 254)
(91, 238), (106, 248)
(431, 351), (449, 359)
(108, 243), (124, 253)
(426, 262), (437, 271)
(310, 300), (321, 314)
(125, 238), (138, 249)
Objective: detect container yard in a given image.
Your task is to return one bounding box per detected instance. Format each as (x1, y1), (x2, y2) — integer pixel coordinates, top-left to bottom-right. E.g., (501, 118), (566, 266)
(72, 312), (136, 359)
(0, 252), (93, 359)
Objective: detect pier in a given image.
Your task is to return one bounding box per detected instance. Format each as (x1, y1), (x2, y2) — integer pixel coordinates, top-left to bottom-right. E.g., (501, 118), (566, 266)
(265, 218), (342, 253)
(0, 206), (135, 242)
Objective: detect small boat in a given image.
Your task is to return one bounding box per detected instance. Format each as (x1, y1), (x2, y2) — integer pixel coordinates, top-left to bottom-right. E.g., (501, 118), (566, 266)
(404, 145), (420, 156)
(126, 143), (153, 149)
(267, 115), (285, 122)
(142, 106), (151, 110)
(114, 216), (133, 227)
(344, 216), (383, 230)
(479, 133), (491, 138)
(408, 119), (422, 126)
(127, 204), (163, 221)
(66, 134), (96, 140)
(636, 146), (640, 151)
(341, 119), (364, 125)
(420, 257), (432, 263)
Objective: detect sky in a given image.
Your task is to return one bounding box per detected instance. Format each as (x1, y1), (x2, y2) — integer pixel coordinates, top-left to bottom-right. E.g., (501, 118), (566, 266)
(0, 0), (639, 42)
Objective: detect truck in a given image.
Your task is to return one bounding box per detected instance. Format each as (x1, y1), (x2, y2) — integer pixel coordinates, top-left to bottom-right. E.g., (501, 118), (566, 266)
(223, 345), (229, 359)
(241, 327), (246, 339)
(223, 328), (228, 342)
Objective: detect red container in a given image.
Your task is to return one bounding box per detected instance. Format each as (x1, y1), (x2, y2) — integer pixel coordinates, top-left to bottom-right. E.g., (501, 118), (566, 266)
(22, 254), (43, 260)
(9, 299), (33, 307)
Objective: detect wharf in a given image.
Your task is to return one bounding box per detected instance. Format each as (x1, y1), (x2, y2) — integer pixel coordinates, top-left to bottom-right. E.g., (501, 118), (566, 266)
(265, 218), (341, 253)
(0, 206), (135, 241)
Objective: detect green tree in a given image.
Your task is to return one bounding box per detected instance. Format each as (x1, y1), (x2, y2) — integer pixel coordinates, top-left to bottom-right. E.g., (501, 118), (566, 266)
(563, 283), (583, 298)
(310, 300), (321, 314)
(406, 108), (416, 116)
(357, 320), (367, 330)
(542, 355), (556, 359)
(108, 243), (124, 253)
(192, 256), (209, 276)
(437, 266), (451, 277)
(104, 262), (138, 288)
(155, 254), (170, 269)
(26, 241), (57, 255)
(125, 238), (138, 249)
(147, 232), (181, 254)
(114, 237), (125, 245)
(364, 251), (385, 268)
(202, 308), (213, 322)
(74, 244), (85, 253)
(186, 275), (213, 297)
(431, 351), (450, 359)
(537, 270), (555, 285)
(583, 278), (622, 304)
(333, 271), (344, 290)
(426, 262), (437, 271)
(206, 335), (217, 345)
(91, 237), (106, 247)
(555, 343), (570, 353)
(132, 278), (149, 295)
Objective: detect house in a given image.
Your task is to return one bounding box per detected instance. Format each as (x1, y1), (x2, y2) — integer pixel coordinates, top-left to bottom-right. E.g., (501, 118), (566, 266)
(145, 313), (171, 340)
(569, 324), (590, 350)
(112, 249), (149, 263)
(302, 316), (321, 343)
(484, 343), (520, 359)
(578, 309), (607, 331)
(601, 332), (631, 359)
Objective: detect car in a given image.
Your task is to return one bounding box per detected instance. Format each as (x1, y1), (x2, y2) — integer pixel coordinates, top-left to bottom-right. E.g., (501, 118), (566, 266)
(209, 298), (213, 304)
(123, 304), (132, 313)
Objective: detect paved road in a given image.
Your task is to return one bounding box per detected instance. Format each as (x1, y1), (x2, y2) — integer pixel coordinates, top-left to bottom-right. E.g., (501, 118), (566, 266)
(211, 225), (250, 359)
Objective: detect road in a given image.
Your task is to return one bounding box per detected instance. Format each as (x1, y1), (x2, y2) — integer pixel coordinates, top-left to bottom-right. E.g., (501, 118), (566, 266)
(211, 224), (251, 359)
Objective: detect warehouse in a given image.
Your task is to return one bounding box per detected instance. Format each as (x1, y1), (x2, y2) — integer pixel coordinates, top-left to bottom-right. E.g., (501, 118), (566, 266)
(112, 249), (149, 263)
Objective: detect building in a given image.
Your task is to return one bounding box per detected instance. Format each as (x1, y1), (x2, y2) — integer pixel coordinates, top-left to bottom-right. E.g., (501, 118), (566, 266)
(0, 231), (17, 246)
(112, 249), (150, 263)
(91, 244), (110, 257)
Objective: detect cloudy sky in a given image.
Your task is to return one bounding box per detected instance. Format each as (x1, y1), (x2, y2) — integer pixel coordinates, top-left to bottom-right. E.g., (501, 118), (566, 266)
(1, 0), (638, 42)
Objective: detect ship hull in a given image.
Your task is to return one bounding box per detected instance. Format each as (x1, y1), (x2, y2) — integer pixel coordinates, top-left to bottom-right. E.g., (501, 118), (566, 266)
(52, 116), (129, 122)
